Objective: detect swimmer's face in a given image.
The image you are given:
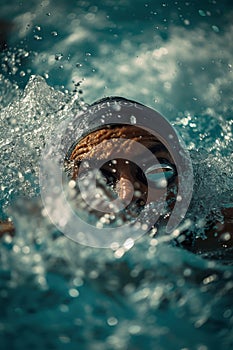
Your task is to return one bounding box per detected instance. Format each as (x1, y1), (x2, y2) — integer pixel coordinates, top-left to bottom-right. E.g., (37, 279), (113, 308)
(66, 125), (177, 216)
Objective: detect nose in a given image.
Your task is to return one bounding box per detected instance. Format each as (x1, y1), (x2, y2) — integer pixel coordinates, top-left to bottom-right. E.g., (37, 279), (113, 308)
(115, 162), (147, 206)
(116, 170), (134, 203)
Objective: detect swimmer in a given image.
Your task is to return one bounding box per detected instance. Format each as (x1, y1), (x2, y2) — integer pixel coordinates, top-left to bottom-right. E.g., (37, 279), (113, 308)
(65, 96), (233, 252)
(67, 124), (177, 218)
(1, 97), (232, 256)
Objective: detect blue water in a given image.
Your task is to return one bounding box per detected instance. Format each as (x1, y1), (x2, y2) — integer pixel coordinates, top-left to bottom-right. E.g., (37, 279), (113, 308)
(0, 1), (232, 349)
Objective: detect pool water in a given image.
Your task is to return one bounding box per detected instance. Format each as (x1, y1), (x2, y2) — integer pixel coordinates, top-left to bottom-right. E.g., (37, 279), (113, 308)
(0, 1), (233, 349)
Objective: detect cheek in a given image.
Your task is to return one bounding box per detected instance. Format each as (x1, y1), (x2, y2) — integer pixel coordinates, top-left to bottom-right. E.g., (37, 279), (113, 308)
(115, 177), (134, 204)
(146, 180), (178, 208)
(146, 186), (167, 204)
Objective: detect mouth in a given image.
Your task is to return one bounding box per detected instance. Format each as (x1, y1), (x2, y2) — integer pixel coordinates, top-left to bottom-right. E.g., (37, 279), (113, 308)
(66, 169), (143, 227)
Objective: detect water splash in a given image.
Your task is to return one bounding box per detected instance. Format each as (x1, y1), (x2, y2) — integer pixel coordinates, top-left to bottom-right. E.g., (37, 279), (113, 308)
(0, 75), (82, 212)
(0, 76), (232, 349)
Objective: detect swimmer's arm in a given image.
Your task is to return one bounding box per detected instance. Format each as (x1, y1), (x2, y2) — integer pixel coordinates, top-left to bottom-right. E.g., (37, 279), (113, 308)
(182, 208), (233, 253)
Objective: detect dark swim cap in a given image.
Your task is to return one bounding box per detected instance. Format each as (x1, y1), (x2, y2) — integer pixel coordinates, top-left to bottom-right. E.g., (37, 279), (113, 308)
(64, 96), (193, 232)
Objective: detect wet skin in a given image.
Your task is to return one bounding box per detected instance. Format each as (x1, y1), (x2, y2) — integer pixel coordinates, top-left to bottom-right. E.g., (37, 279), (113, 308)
(68, 124), (177, 214)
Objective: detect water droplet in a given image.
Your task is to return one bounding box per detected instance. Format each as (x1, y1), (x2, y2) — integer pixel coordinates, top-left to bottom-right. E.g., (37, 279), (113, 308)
(112, 103), (121, 111)
(212, 25), (219, 33)
(59, 335), (70, 343)
(130, 115), (137, 124)
(123, 238), (134, 250)
(55, 53), (63, 61)
(107, 317), (118, 326)
(34, 35), (42, 41)
(129, 325), (141, 334)
(220, 232), (231, 241)
(22, 246), (30, 254)
(69, 288), (79, 297)
(114, 247), (125, 259)
(198, 9), (206, 17)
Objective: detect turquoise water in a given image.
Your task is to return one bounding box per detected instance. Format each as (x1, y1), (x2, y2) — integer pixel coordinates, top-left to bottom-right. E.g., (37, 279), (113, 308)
(0, 1), (233, 349)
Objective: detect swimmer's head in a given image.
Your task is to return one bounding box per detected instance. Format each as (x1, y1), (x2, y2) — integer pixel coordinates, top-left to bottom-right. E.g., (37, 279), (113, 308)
(66, 124), (177, 215)
(62, 96), (193, 232)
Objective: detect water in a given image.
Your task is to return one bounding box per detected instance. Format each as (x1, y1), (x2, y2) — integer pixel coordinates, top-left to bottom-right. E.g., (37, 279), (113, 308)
(0, 1), (233, 349)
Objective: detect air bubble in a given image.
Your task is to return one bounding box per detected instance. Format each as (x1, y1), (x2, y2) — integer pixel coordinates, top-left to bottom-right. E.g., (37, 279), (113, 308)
(123, 238), (134, 250)
(130, 115), (137, 124)
(34, 35), (42, 41)
(212, 25), (220, 33)
(107, 317), (118, 326)
(55, 53), (63, 61)
(69, 288), (79, 297)
(198, 10), (206, 16)
(112, 103), (121, 111)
